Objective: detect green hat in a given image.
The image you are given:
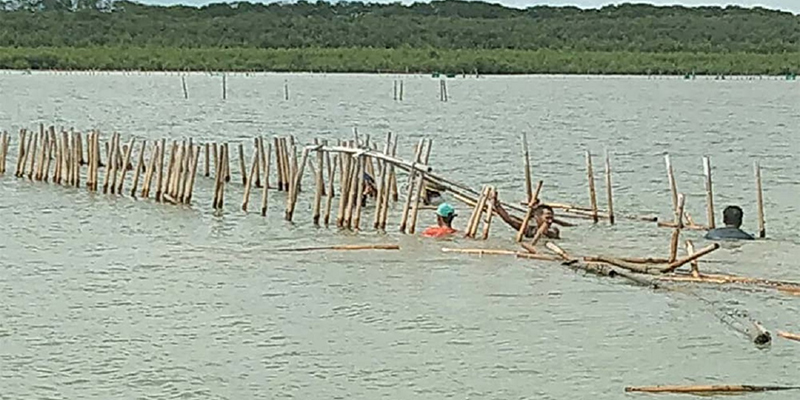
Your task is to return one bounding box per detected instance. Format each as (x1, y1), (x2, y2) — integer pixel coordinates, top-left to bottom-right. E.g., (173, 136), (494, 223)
(436, 203), (456, 218)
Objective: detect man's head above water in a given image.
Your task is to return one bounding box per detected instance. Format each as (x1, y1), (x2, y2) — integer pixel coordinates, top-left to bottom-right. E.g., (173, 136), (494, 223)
(723, 205), (744, 228)
(533, 204), (554, 225)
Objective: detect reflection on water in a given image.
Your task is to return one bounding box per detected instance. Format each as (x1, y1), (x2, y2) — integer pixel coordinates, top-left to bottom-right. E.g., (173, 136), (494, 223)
(0, 72), (799, 399)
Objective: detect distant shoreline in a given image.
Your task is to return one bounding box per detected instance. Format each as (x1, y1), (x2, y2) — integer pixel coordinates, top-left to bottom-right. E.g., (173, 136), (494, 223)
(0, 47), (798, 76)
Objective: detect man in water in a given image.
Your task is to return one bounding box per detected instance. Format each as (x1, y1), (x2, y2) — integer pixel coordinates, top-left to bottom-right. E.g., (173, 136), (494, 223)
(494, 200), (560, 239)
(705, 205), (755, 240)
(422, 203), (458, 238)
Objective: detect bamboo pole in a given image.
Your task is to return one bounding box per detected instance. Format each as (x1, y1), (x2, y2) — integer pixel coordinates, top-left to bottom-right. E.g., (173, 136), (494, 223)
(162, 141), (177, 199)
(117, 138), (134, 194)
(522, 132), (532, 203)
(481, 187), (496, 240)
(258, 136), (268, 189)
(625, 385), (800, 394)
(142, 141), (158, 198)
(353, 155), (366, 230)
(212, 141), (219, 181)
(312, 146), (324, 225)
(130, 140), (146, 197)
(274, 244), (400, 252)
(273, 137), (283, 190)
(516, 180), (543, 242)
(260, 142), (271, 216)
(343, 154), (360, 229)
(662, 243), (720, 273)
(324, 153), (337, 226)
(181, 75), (188, 99)
(281, 137), (291, 190)
(604, 149), (615, 225)
(703, 156), (715, 229)
(35, 131), (46, 181)
(153, 138), (165, 200)
(408, 139), (432, 234)
(336, 154), (351, 227)
(212, 143), (223, 209)
(0, 132), (7, 174)
(238, 142), (247, 185)
(686, 240), (700, 278)
(27, 130), (38, 180)
(242, 148), (258, 212)
(184, 144), (200, 204)
(585, 150), (598, 223)
(399, 139), (425, 232)
(665, 154), (678, 211)
(383, 138), (399, 227)
(14, 130), (25, 177)
(224, 141), (231, 183)
(442, 247), (559, 261)
(286, 147), (309, 222)
(374, 132), (392, 229)
(777, 331), (800, 342)
(466, 186), (488, 238)
(668, 194), (685, 263)
(73, 133), (81, 188)
(204, 142), (210, 177)
(219, 144), (228, 207)
(83, 131), (92, 189)
(77, 129), (84, 165)
(102, 134), (114, 193)
(253, 137), (262, 188)
(755, 161), (765, 238)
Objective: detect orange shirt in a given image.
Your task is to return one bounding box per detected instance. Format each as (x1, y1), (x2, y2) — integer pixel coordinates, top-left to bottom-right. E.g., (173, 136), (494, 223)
(422, 226), (457, 238)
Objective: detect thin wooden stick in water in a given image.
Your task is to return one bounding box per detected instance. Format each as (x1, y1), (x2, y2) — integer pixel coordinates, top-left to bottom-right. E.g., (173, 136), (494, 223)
(313, 147), (324, 224)
(238, 142), (247, 185)
(522, 132), (532, 204)
(73, 133), (81, 188)
(130, 140), (146, 197)
(212, 142), (219, 181)
(343, 154), (360, 229)
(353, 156), (367, 230)
(14, 130), (25, 177)
(213, 143), (223, 209)
(516, 180), (543, 242)
(585, 150), (598, 223)
(224, 141), (231, 183)
(380, 138), (398, 229)
(273, 137), (283, 190)
(260, 142), (272, 216)
(242, 148), (258, 212)
(703, 156), (715, 229)
(258, 136), (268, 189)
(624, 385), (800, 394)
(177, 141), (191, 200)
(755, 161), (765, 238)
(399, 139), (425, 232)
(604, 149), (615, 225)
(27, 131), (38, 180)
(35, 131), (46, 181)
(275, 244), (400, 252)
(162, 141), (177, 199)
(184, 145), (200, 204)
(665, 154), (678, 211)
(685, 240), (700, 278)
(204, 142), (210, 177)
(155, 139), (166, 201)
(669, 193), (686, 263)
(117, 138), (135, 194)
(481, 187), (497, 240)
(102, 135), (114, 193)
(336, 154), (351, 227)
(374, 132), (392, 229)
(324, 153), (337, 226)
(466, 186), (487, 238)
(220, 144), (229, 207)
(252, 137), (261, 188)
(142, 141), (158, 198)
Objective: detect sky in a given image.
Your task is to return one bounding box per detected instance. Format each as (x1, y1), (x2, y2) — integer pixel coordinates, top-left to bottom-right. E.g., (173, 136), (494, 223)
(137, 0), (800, 14)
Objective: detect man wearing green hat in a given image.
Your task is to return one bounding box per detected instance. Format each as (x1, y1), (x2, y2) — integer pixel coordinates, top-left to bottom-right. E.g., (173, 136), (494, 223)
(422, 202), (458, 237)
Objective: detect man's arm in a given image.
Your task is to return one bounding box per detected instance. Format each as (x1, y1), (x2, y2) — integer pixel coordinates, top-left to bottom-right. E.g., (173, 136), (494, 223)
(494, 200), (524, 230)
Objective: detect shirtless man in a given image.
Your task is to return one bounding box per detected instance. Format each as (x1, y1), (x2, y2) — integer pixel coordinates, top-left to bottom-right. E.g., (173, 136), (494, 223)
(494, 200), (560, 239)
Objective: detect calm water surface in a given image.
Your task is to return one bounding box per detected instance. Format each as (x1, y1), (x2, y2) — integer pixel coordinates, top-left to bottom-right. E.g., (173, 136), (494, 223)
(1, 72), (799, 399)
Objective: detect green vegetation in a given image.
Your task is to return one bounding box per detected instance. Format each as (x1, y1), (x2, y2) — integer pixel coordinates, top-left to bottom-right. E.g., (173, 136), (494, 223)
(0, 0), (798, 74)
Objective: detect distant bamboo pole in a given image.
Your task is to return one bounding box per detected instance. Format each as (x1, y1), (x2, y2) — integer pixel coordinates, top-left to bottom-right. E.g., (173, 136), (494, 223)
(399, 139), (425, 232)
(0, 131), (7, 174)
(222, 73), (227, 100)
(755, 161), (765, 238)
(408, 139), (432, 234)
(117, 138), (134, 194)
(342, 154), (360, 229)
(481, 187), (497, 240)
(522, 132), (532, 203)
(380, 138), (398, 229)
(130, 140), (146, 197)
(323, 151), (337, 226)
(83, 131), (91, 188)
(287, 147), (309, 222)
(466, 186), (488, 238)
(273, 137), (283, 190)
(27, 130), (38, 180)
(625, 385), (800, 394)
(313, 147), (324, 225)
(703, 156), (715, 229)
(212, 142), (219, 181)
(73, 132), (81, 188)
(516, 180), (544, 242)
(665, 154), (678, 211)
(353, 156), (366, 230)
(604, 149), (615, 225)
(220, 144), (229, 207)
(252, 138), (262, 188)
(337, 154), (352, 227)
(204, 142), (210, 177)
(258, 136), (268, 189)
(585, 150), (598, 223)
(14, 129), (26, 177)
(374, 132), (392, 229)
(155, 138), (166, 201)
(284, 80), (289, 101)
(260, 142), (271, 216)
(399, 80), (404, 101)
(213, 143), (223, 209)
(685, 240), (700, 278)
(242, 149), (258, 212)
(669, 193), (686, 263)
(238, 142), (247, 185)
(142, 141), (158, 198)
(281, 137), (291, 190)
(35, 131), (46, 181)
(224, 141), (231, 182)
(181, 75), (188, 99)
(102, 134), (115, 193)
(161, 141), (176, 199)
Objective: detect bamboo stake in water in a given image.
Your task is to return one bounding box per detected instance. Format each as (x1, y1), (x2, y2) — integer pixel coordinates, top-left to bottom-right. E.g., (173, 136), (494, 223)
(353, 155), (366, 230)
(586, 150), (598, 223)
(242, 149), (258, 212)
(130, 140), (146, 197)
(102, 135), (114, 193)
(35, 131), (47, 181)
(399, 139), (425, 232)
(324, 152), (336, 226)
(703, 156), (715, 229)
(313, 147), (324, 224)
(14, 129), (26, 177)
(604, 149), (615, 225)
(273, 137), (283, 190)
(224, 141), (231, 182)
(222, 74), (227, 100)
(73, 133), (81, 188)
(117, 138), (135, 194)
(669, 193), (686, 263)
(374, 132), (392, 229)
(755, 161), (765, 238)
(260, 142), (272, 216)
(686, 240), (700, 278)
(343, 154), (360, 229)
(155, 138), (166, 201)
(185, 145), (201, 204)
(238, 143), (247, 185)
(27, 131), (38, 180)
(522, 132), (532, 203)
(181, 75), (188, 99)
(380, 138), (398, 229)
(0, 132), (7, 174)
(142, 141), (158, 198)
(258, 136), (268, 189)
(252, 138), (262, 188)
(665, 154), (678, 211)
(219, 144), (229, 208)
(336, 154), (352, 227)
(287, 148), (310, 222)
(481, 187), (496, 240)
(204, 142), (210, 177)
(408, 140), (432, 235)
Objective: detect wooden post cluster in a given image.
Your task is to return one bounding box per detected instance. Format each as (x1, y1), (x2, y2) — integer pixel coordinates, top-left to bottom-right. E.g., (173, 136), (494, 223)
(465, 185), (496, 239)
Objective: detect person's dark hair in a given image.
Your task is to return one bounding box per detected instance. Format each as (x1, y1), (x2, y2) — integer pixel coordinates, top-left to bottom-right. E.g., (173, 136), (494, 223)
(723, 205), (744, 228)
(533, 204), (553, 216)
(440, 214), (455, 225)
